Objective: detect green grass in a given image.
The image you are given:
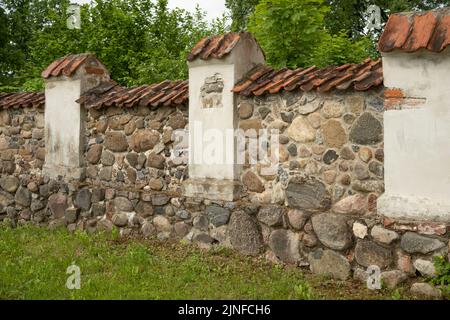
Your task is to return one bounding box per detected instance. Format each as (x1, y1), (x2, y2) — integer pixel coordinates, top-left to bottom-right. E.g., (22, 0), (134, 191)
(0, 224), (419, 300)
(0, 224), (315, 300)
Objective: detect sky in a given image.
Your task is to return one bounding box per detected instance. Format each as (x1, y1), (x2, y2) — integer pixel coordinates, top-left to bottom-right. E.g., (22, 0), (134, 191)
(168, 0), (226, 21)
(74, 0), (227, 21)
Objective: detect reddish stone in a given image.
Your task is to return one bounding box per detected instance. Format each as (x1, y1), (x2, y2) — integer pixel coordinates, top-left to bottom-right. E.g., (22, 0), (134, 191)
(417, 223), (447, 236)
(396, 251), (415, 275)
(242, 171), (265, 193)
(48, 194), (68, 219)
(333, 194), (367, 215)
(383, 217), (395, 227)
(368, 193), (378, 212)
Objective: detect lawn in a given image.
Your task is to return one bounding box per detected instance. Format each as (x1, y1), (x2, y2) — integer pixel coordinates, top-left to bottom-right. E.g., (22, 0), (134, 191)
(0, 224), (413, 300)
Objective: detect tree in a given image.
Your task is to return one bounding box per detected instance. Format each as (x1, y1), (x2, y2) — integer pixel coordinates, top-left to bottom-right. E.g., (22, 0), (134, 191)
(0, 0), (74, 90)
(325, 0), (450, 38)
(225, 0), (259, 31)
(0, 0), (228, 91)
(248, 0), (372, 69)
(322, 0), (450, 61)
(0, 6), (12, 87)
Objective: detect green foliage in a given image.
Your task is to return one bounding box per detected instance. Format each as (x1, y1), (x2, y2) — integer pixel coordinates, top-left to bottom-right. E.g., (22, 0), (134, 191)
(430, 256), (450, 297)
(3, 0), (450, 92)
(227, 0), (450, 36)
(248, 0), (328, 69)
(294, 283), (315, 300)
(0, 0), (73, 89)
(248, 0), (373, 68)
(225, 0), (260, 31)
(0, 0), (228, 91)
(431, 256), (450, 286)
(390, 289), (403, 300)
(0, 6), (12, 86)
(313, 31), (376, 66)
(231, 0), (450, 67)
(325, 0), (450, 38)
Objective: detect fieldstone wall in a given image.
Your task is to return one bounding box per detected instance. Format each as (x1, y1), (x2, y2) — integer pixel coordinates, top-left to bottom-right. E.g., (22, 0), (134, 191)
(1, 174), (448, 294)
(0, 107), (45, 178)
(0, 89), (449, 296)
(84, 104), (188, 192)
(237, 90), (385, 215)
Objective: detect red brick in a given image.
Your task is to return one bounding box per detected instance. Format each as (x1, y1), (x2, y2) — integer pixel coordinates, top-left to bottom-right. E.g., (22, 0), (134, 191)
(85, 67), (105, 75)
(384, 88), (404, 99)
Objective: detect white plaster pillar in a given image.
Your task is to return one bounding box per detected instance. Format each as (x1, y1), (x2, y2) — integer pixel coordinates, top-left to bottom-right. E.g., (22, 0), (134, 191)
(42, 54), (110, 180)
(183, 33), (265, 201)
(378, 50), (450, 222)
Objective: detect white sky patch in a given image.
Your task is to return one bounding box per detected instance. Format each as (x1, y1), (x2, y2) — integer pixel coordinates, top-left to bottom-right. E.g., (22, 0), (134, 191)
(73, 0), (91, 4)
(168, 0), (226, 21)
(72, 0), (227, 21)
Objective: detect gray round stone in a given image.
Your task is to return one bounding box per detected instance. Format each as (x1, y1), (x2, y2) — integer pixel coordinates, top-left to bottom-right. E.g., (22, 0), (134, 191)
(228, 210), (263, 256)
(311, 213), (352, 250)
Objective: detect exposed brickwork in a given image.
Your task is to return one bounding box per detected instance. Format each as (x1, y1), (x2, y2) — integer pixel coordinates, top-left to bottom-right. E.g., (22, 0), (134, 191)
(384, 88), (426, 110)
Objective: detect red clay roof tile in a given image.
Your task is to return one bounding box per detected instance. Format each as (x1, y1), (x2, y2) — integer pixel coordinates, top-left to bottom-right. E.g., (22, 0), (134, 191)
(77, 79), (189, 109)
(6, 49), (384, 112)
(428, 15), (450, 52)
(215, 33), (242, 59)
(0, 92), (45, 109)
(403, 12), (438, 52)
(379, 8), (450, 53)
(232, 58), (382, 96)
(41, 53), (104, 79)
(188, 32), (260, 62)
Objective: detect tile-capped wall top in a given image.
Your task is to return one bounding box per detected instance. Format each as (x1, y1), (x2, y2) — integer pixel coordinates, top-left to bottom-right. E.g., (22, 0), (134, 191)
(77, 80), (188, 109)
(187, 32), (258, 62)
(41, 53), (108, 79)
(379, 8), (450, 53)
(233, 58), (382, 96)
(3, 58), (383, 110)
(0, 92), (45, 109)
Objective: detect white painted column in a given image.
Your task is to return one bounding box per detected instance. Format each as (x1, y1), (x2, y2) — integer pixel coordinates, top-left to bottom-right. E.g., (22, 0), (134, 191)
(183, 34), (265, 201)
(378, 50), (450, 222)
(42, 55), (110, 180)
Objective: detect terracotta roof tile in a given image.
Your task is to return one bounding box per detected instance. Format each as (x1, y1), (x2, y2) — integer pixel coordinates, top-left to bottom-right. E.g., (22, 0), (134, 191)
(188, 32), (256, 62)
(232, 58), (383, 96)
(5, 56), (383, 111)
(0, 79), (188, 111)
(379, 8), (450, 53)
(41, 53), (104, 79)
(0, 92), (45, 109)
(77, 80), (189, 109)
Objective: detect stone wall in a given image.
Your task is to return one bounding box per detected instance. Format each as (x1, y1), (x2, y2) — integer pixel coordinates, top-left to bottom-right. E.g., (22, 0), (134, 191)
(84, 104), (188, 192)
(0, 89), (449, 294)
(0, 107), (45, 178)
(237, 89), (385, 215)
(1, 173), (448, 291)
